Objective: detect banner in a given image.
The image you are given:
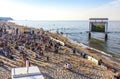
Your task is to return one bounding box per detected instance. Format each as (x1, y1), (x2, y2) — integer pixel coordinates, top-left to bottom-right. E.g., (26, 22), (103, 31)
(91, 22), (106, 32)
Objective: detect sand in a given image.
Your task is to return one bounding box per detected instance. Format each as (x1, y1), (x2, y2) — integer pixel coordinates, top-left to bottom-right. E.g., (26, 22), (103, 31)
(0, 21), (119, 79)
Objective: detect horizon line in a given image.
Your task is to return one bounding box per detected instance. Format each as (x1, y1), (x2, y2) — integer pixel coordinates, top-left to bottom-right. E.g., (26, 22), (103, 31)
(12, 19), (120, 21)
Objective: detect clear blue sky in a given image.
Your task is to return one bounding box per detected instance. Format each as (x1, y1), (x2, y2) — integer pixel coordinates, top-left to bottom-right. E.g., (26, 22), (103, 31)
(13, 0), (112, 6)
(0, 0), (120, 20)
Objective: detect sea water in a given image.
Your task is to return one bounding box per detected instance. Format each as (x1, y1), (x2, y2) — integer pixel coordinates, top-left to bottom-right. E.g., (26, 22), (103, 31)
(11, 20), (120, 58)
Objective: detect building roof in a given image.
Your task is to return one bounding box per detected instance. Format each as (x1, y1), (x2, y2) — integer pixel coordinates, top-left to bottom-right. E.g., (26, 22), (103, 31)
(89, 18), (108, 20)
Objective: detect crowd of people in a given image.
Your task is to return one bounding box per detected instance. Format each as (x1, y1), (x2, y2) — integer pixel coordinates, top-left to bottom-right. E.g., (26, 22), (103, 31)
(0, 22), (61, 67)
(0, 22), (120, 79)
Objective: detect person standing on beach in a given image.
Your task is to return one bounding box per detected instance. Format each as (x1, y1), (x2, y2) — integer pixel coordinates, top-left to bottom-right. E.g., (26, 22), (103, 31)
(73, 48), (77, 54)
(16, 28), (18, 35)
(98, 59), (102, 65)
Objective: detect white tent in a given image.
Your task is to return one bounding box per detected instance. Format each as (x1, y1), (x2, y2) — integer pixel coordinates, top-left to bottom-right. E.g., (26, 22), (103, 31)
(12, 66), (44, 79)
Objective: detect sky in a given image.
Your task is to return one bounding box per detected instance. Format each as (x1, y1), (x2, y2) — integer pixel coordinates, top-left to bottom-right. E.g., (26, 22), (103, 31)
(0, 0), (120, 20)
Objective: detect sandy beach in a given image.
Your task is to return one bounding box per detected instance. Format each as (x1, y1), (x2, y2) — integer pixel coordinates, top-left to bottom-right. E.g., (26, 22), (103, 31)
(0, 21), (120, 79)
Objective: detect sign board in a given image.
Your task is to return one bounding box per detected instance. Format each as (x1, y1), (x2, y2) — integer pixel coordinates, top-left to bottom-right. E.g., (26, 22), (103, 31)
(90, 22), (106, 32)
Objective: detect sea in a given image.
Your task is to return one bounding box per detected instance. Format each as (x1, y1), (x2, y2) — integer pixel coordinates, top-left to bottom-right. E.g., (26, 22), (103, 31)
(11, 20), (120, 58)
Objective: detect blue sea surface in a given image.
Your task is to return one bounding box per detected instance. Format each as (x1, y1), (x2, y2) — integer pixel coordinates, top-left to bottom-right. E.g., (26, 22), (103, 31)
(11, 20), (120, 58)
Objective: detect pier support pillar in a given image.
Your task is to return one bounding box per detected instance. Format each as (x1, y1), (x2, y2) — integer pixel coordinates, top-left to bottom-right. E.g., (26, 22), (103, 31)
(105, 33), (108, 41)
(89, 32), (91, 39)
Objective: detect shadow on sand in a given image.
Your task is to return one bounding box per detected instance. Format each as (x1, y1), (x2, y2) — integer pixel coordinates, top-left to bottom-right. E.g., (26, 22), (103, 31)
(69, 69), (92, 79)
(42, 73), (54, 79)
